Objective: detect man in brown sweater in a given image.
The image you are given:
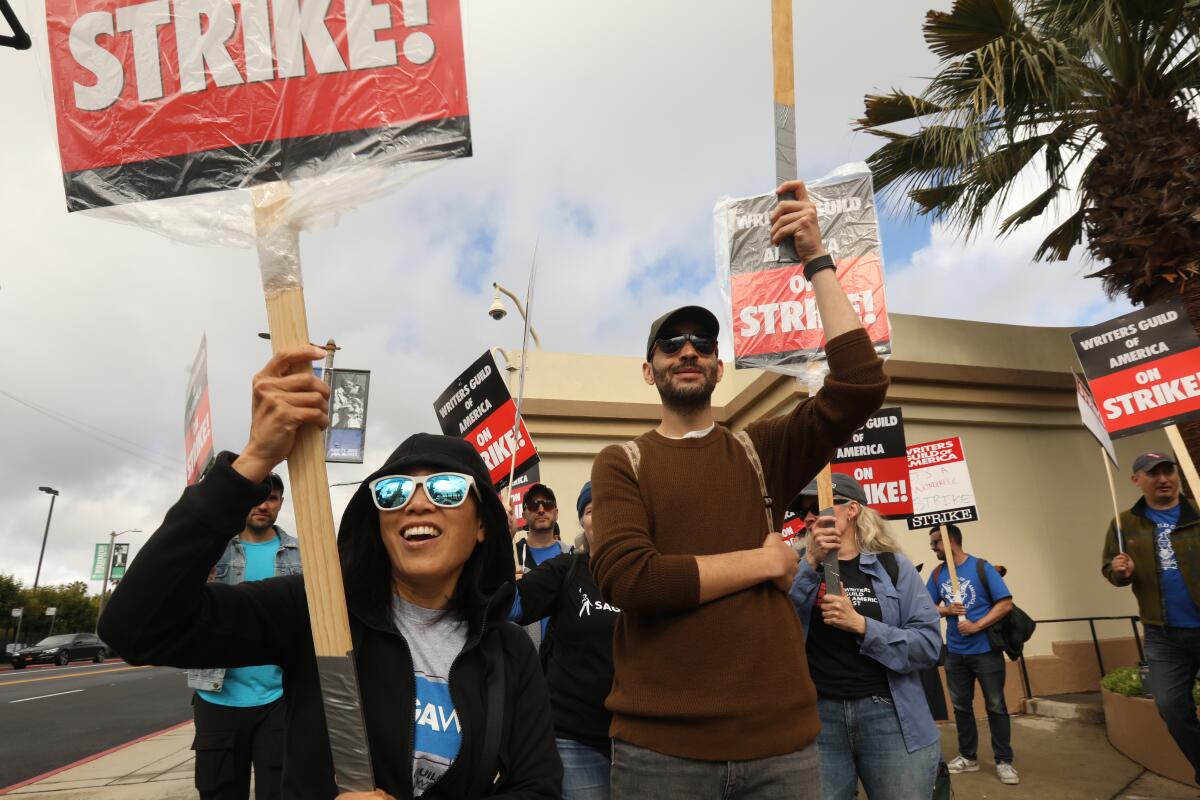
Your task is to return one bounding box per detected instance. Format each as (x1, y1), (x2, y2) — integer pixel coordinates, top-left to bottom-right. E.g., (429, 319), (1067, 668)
(591, 179), (890, 798)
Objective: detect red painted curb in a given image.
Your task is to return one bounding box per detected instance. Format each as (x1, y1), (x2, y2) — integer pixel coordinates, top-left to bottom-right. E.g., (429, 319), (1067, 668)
(0, 718), (192, 795)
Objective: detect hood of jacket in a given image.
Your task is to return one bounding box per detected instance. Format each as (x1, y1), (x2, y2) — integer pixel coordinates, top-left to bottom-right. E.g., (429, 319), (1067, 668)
(337, 433), (515, 627)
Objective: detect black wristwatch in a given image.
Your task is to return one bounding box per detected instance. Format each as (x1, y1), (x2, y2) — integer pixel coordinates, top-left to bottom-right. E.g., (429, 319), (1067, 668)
(803, 254), (836, 281)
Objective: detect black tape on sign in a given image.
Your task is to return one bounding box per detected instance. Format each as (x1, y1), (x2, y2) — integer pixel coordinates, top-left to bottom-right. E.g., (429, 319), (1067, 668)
(315, 653), (375, 793)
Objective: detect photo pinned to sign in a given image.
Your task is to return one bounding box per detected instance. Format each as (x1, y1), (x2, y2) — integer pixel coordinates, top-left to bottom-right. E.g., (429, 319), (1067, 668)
(325, 369), (370, 464)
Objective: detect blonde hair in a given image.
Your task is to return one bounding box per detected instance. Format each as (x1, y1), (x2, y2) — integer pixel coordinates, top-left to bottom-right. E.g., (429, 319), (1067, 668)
(853, 504), (900, 554)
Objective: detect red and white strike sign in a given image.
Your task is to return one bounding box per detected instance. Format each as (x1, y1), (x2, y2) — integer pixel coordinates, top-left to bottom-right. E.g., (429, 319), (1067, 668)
(831, 407), (912, 519)
(715, 165), (891, 373)
(45, 0), (470, 210)
(1072, 298), (1200, 439)
(184, 334), (215, 485)
(433, 352), (540, 490)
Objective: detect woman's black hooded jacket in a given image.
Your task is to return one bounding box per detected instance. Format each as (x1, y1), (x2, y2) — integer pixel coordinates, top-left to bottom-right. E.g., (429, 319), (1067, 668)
(99, 440), (562, 800)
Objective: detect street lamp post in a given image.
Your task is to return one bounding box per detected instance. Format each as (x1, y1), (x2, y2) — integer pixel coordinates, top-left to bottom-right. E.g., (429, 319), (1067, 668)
(33, 487), (58, 590)
(95, 529), (140, 633)
(489, 282), (542, 348)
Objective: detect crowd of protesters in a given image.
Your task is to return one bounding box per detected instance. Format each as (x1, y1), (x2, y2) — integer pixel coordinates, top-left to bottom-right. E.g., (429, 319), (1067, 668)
(98, 178), (1200, 800)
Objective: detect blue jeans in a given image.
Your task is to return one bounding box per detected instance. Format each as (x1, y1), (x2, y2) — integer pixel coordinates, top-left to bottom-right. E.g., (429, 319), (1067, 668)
(945, 650), (1012, 764)
(817, 696), (939, 800)
(611, 739), (821, 799)
(1143, 625), (1200, 783)
(557, 738), (611, 800)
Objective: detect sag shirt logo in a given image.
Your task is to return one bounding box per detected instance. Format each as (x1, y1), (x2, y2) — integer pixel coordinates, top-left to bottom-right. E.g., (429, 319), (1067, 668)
(578, 592), (619, 617)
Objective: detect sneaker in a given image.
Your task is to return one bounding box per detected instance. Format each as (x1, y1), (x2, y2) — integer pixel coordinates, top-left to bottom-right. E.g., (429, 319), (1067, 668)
(996, 763), (1020, 785)
(947, 755), (980, 773)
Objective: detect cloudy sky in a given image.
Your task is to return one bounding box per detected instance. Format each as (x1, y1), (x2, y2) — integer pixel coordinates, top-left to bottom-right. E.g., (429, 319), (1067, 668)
(0, 0), (1129, 589)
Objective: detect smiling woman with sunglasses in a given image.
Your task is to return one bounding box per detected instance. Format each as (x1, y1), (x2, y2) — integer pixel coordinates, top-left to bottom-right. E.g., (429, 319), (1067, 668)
(100, 347), (561, 800)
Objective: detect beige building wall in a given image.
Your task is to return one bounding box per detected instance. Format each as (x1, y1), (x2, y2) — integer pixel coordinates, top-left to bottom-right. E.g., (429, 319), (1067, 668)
(509, 313), (1173, 660)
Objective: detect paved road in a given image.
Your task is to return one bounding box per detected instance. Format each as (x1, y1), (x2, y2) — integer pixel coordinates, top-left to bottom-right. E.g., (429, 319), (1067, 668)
(0, 661), (192, 789)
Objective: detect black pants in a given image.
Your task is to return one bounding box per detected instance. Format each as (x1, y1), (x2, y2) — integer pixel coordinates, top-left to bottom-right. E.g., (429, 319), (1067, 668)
(192, 694), (285, 800)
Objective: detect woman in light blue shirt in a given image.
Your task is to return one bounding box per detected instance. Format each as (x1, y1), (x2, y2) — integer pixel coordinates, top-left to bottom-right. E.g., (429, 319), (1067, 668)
(789, 475), (941, 800)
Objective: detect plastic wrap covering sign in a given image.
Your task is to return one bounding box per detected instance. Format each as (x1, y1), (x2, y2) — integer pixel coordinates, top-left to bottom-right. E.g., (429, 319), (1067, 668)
(433, 351), (539, 490)
(44, 0), (470, 212)
(715, 164), (891, 376)
(1072, 298), (1200, 439)
(831, 407), (912, 520)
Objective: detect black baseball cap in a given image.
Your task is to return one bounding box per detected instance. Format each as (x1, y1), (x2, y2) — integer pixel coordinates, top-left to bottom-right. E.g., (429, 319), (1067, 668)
(1133, 452), (1176, 473)
(646, 305), (720, 361)
(525, 483), (557, 505)
(797, 473), (869, 506)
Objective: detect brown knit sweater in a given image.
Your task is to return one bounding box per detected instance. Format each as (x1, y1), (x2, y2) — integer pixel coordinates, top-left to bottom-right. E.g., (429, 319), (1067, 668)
(589, 329), (889, 760)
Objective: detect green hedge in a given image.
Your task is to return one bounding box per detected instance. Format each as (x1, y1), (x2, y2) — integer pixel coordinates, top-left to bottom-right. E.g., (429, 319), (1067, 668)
(1102, 666), (1200, 703)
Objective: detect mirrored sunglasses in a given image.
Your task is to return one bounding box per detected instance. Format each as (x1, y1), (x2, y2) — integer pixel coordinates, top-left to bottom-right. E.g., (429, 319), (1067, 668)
(369, 473), (477, 511)
(655, 333), (717, 356)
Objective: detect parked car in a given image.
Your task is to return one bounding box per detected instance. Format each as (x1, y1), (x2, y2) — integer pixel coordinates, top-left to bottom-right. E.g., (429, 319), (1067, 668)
(10, 633), (109, 668)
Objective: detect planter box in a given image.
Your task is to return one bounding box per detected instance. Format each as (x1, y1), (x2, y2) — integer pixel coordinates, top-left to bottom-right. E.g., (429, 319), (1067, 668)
(1101, 687), (1198, 787)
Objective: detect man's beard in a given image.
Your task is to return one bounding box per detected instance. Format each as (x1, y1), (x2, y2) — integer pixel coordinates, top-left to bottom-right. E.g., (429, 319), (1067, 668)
(652, 358), (718, 413)
(247, 517), (275, 533)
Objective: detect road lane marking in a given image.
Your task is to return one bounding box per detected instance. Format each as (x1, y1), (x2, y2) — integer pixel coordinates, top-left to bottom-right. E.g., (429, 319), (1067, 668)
(0, 665), (150, 687)
(9, 689), (84, 704)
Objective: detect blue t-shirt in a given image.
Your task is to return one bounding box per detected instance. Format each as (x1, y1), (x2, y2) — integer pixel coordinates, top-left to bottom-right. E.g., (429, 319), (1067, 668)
(519, 540), (563, 638)
(926, 555), (1012, 655)
(1146, 505), (1200, 628)
(198, 537), (284, 707)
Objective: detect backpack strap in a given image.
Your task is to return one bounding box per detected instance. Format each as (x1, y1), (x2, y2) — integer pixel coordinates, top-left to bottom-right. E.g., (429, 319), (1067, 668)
(975, 558), (993, 605)
(472, 631), (505, 796)
(620, 441), (642, 479)
(878, 551), (900, 588)
(733, 430), (774, 535)
(934, 562), (943, 588)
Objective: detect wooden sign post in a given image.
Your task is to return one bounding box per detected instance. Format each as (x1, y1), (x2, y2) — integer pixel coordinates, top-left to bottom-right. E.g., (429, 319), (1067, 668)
(253, 184), (373, 792)
(943, 543), (961, 602)
(1101, 448), (1126, 553)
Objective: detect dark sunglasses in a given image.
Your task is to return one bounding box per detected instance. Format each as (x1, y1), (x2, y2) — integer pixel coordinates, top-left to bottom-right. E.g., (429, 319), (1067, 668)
(798, 497), (851, 516)
(526, 499), (556, 511)
(369, 473), (477, 511)
(655, 333), (717, 356)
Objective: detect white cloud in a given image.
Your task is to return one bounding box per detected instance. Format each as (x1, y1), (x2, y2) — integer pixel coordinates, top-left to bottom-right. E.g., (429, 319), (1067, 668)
(0, 0), (1130, 586)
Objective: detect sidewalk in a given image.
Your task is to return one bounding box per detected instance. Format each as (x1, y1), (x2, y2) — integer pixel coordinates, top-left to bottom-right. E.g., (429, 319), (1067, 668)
(1, 722), (195, 798)
(3, 715), (1198, 798)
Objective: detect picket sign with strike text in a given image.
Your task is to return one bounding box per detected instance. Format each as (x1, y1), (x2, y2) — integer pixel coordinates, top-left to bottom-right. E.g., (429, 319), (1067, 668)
(46, 0), (470, 210)
(905, 437), (979, 531)
(1072, 298), (1200, 438)
(433, 351), (540, 489)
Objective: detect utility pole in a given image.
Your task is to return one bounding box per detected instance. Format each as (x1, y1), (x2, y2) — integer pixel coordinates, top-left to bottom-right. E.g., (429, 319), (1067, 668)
(33, 487), (59, 589)
(95, 529), (139, 632)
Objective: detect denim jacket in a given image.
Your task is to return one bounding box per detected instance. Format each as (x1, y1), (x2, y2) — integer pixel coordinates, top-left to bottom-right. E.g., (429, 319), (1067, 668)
(789, 550), (941, 753)
(186, 527), (302, 692)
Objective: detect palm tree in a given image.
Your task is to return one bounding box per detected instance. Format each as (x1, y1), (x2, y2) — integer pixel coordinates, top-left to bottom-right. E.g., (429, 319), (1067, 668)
(857, 0), (1200, 457)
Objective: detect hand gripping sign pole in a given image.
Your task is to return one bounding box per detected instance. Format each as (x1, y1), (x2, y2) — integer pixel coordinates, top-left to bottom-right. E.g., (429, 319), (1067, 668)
(253, 184), (374, 792)
(1101, 455), (1126, 554)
